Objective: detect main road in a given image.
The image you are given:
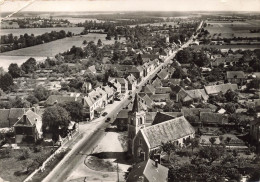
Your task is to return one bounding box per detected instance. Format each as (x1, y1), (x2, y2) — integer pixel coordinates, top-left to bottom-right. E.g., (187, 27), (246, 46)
(42, 21), (204, 182)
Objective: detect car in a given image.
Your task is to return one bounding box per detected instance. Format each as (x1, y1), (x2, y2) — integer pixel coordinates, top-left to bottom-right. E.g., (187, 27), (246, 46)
(105, 117), (111, 122)
(102, 112), (108, 116)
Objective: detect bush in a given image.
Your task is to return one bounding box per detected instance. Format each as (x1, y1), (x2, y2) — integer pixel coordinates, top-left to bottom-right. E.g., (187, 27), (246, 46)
(0, 148), (11, 159)
(18, 149), (30, 160)
(33, 146), (42, 153)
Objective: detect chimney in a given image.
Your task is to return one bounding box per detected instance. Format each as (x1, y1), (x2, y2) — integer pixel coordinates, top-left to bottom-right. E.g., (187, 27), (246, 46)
(155, 159), (158, 168)
(23, 115), (27, 123)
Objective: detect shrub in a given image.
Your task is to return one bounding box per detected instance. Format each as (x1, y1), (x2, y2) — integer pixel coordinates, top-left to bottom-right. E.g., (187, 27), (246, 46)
(0, 148), (11, 159)
(18, 149), (30, 160)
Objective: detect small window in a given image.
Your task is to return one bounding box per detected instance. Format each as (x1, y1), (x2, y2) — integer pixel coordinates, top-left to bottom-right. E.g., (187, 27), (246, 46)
(139, 139), (142, 145)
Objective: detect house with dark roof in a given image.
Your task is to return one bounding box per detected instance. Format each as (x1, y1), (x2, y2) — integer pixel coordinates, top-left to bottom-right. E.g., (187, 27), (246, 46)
(151, 112), (183, 125)
(13, 110), (42, 143)
(204, 83), (238, 95)
(226, 71), (245, 85)
(200, 112), (228, 126)
(0, 108), (30, 128)
(161, 79), (181, 87)
(126, 159), (168, 182)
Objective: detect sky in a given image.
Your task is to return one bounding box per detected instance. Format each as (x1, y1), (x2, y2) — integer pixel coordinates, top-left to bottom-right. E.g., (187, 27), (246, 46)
(0, 0), (260, 13)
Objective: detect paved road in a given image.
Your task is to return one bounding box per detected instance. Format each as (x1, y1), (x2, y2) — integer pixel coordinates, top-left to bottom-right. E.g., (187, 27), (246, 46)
(42, 21), (204, 182)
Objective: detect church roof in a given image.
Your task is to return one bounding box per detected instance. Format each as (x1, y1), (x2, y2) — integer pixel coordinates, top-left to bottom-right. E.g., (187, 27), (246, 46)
(132, 94), (142, 112)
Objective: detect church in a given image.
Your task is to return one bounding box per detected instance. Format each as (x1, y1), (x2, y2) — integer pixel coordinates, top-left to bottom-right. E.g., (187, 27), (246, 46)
(127, 94), (195, 161)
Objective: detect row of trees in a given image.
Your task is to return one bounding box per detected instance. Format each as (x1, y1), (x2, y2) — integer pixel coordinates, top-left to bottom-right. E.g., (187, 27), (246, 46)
(1, 30), (73, 53)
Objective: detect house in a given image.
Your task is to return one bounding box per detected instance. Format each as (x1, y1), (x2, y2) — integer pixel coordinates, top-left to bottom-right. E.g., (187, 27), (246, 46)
(129, 66), (144, 83)
(152, 77), (163, 87)
(108, 78), (122, 94)
(81, 81), (92, 93)
(85, 65), (97, 74)
(155, 87), (171, 94)
(141, 85), (156, 96)
(117, 78), (128, 93)
(150, 94), (170, 103)
(126, 74), (137, 91)
(13, 110), (42, 144)
(161, 79), (181, 87)
(156, 70), (169, 80)
(185, 89), (209, 102)
(132, 116), (195, 161)
(115, 109), (129, 131)
(200, 112), (228, 126)
(103, 85), (114, 104)
(45, 95), (78, 106)
(226, 71), (245, 85)
(204, 84), (238, 95)
(0, 108), (31, 128)
(126, 159), (169, 182)
(139, 94), (154, 109)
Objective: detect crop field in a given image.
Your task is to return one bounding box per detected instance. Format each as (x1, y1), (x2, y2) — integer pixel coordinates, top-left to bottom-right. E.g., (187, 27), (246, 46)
(0, 33), (125, 70)
(0, 33), (125, 57)
(205, 20), (260, 38)
(0, 27), (85, 36)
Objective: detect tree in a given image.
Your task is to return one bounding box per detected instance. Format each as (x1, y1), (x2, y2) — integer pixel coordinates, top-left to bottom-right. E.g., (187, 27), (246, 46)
(34, 86), (50, 101)
(199, 146), (223, 165)
(225, 137), (232, 149)
(21, 57), (37, 74)
(82, 40), (87, 45)
(225, 103), (237, 114)
(184, 137), (199, 153)
(224, 89), (238, 102)
(0, 73), (13, 91)
(26, 95), (39, 106)
(42, 105), (70, 142)
(161, 141), (177, 161)
(59, 101), (83, 122)
(175, 49), (193, 64)
(209, 137), (216, 145)
(11, 97), (31, 108)
(8, 63), (22, 78)
(97, 39), (102, 47)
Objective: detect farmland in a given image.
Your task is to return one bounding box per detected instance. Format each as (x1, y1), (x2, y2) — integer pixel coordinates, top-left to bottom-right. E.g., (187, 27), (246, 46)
(191, 44), (260, 51)
(0, 27), (85, 36)
(205, 20), (260, 39)
(0, 33), (125, 70)
(0, 33), (125, 57)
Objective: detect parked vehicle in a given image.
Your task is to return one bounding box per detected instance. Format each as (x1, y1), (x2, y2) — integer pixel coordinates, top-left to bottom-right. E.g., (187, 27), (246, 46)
(102, 112), (108, 116)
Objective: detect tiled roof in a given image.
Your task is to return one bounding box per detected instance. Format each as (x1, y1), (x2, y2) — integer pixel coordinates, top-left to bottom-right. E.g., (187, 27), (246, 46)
(186, 89), (209, 101)
(157, 70), (168, 80)
(155, 87), (171, 94)
(200, 112), (228, 125)
(126, 74), (137, 84)
(152, 112), (183, 125)
(116, 109), (129, 119)
(150, 94), (170, 102)
(227, 71), (245, 79)
(9, 108), (30, 126)
(141, 116), (195, 149)
(142, 85), (156, 94)
(204, 84), (238, 95)
(181, 108), (212, 117)
(126, 159), (168, 182)
(152, 78), (163, 87)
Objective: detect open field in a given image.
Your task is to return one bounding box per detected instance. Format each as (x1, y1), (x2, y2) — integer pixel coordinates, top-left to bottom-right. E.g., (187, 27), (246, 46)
(129, 21), (178, 27)
(205, 20), (260, 39)
(0, 27), (85, 36)
(0, 33), (125, 57)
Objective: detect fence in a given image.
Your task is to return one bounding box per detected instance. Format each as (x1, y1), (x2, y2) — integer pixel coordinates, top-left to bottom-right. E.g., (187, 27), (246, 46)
(23, 129), (79, 182)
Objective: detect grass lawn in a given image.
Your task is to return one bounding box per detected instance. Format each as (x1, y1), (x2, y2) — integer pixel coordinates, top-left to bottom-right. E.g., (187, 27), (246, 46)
(0, 146), (53, 182)
(86, 156), (118, 172)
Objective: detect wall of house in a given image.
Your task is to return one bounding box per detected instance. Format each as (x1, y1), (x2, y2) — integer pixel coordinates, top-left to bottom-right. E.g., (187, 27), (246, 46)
(133, 132), (150, 162)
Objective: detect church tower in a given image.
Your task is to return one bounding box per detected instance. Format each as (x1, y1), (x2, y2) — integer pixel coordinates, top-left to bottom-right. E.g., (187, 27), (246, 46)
(128, 94), (146, 155)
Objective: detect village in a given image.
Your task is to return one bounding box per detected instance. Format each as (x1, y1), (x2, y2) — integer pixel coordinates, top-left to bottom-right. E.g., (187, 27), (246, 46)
(0, 10), (260, 182)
